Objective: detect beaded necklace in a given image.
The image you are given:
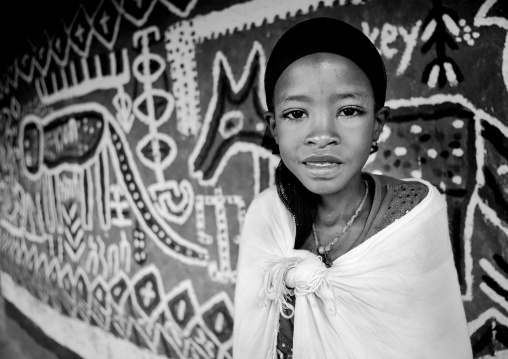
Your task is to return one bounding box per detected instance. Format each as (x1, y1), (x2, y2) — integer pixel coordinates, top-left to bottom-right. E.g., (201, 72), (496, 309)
(312, 180), (369, 268)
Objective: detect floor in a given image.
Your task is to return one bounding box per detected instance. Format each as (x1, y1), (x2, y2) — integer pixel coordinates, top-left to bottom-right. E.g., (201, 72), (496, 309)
(0, 280), (57, 359)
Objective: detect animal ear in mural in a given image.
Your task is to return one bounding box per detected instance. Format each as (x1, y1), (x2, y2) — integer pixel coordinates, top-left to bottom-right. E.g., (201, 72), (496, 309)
(189, 42), (279, 196)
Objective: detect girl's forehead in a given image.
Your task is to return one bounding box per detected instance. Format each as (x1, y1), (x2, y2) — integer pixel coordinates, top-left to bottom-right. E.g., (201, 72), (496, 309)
(274, 53), (375, 101)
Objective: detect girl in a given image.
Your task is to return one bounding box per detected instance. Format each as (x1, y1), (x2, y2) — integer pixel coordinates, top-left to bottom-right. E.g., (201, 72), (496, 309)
(233, 17), (471, 358)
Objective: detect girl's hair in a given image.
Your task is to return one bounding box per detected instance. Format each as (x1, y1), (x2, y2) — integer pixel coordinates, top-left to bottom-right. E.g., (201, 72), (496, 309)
(275, 161), (318, 249)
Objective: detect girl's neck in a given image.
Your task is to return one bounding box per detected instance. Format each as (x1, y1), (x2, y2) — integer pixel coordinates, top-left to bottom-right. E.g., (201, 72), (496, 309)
(316, 176), (367, 227)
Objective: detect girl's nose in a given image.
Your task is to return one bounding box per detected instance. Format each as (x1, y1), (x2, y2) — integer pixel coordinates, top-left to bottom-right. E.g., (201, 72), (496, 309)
(305, 113), (339, 148)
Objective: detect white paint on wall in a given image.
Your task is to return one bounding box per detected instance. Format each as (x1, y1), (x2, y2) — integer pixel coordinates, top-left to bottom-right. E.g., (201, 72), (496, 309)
(380, 23), (399, 59)
(421, 19), (437, 42)
(396, 21), (422, 75)
(453, 119), (465, 128)
(427, 64), (440, 88)
(410, 124), (422, 134)
(452, 176), (463, 185)
(498, 165), (508, 175)
(452, 148), (464, 157)
(394, 147), (407, 156)
(427, 149), (438, 158)
(444, 62), (459, 86)
(410, 169), (422, 179)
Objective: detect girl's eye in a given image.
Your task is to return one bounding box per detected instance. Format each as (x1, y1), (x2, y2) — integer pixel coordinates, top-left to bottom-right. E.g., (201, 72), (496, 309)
(283, 110), (306, 120)
(339, 107), (363, 117)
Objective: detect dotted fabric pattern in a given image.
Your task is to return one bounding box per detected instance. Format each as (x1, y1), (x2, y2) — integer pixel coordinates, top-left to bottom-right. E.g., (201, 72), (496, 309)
(376, 182), (429, 232)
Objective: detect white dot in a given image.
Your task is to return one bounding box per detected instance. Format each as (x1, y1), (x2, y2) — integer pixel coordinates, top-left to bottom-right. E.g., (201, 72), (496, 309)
(464, 26), (471, 32)
(255, 122), (265, 132)
(427, 149), (438, 158)
(158, 231), (164, 238)
(140, 252), (146, 260)
(126, 174), (132, 181)
(497, 165), (508, 175)
(410, 170), (422, 179)
(459, 19), (466, 26)
(473, 32), (480, 39)
(134, 252), (140, 261)
(144, 212), (151, 220)
(128, 183), (135, 191)
(464, 33), (471, 41)
(115, 142), (121, 150)
(467, 39), (475, 46)
(452, 148), (464, 157)
(394, 147), (407, 156)
(452, 120), (464, 129)
(440, 181), (447, 191)
(452, 176), (462, 185)
(138, 201), (144, 209)
(410, 125), (422, 134)
(456, 37), (462, 43)
(133, 192), (139, 200)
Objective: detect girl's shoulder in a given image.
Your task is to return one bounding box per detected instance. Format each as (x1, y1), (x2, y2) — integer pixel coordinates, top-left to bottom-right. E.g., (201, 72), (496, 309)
(369, 173), (432, 197)
(369, 173), (435, 232)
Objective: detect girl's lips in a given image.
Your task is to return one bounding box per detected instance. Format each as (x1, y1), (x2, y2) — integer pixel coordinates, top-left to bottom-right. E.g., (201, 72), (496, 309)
(304, 161), (339, 167)
(303, 162), (342, 176)
(302, 155), (343, 174)
(302, 154), (342, 163)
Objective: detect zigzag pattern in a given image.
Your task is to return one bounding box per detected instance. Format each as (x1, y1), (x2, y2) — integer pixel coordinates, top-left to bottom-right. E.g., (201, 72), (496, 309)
(0, 229), (233, 359)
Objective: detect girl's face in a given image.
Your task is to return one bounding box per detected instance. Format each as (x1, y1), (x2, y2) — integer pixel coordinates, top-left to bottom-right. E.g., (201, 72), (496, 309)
(266, 52), (388, 197)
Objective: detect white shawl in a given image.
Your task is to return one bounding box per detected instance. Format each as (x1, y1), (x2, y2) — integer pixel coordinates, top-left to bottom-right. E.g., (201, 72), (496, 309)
(233, 179), (472, 359)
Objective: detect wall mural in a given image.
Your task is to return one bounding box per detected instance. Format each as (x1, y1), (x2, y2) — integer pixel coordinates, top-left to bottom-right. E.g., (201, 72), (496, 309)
(0, 0), (507, 358)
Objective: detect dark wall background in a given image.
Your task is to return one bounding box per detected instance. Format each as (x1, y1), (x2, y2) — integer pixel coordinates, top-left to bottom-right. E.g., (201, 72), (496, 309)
(0, 0), (507, 358)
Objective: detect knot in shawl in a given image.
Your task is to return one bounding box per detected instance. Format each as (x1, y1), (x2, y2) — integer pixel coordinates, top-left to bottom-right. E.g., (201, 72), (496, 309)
(258, 251), (336, 319)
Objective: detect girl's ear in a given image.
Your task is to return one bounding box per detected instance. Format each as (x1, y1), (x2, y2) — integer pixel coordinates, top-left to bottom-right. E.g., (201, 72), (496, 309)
(373, 106), (389, 141)
(264, 111), (278, 144)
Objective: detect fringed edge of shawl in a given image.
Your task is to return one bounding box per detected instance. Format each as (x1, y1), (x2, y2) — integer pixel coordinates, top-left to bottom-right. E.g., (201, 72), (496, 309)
(257, 256), (303, 318)
(257, 257), (303, 359)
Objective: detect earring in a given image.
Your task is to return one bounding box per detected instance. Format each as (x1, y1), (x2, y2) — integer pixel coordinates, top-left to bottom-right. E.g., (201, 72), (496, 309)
(370, 140), (379, 154)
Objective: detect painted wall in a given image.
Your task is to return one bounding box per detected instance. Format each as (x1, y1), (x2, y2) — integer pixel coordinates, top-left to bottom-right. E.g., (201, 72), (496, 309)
(0, 0), (507, 358)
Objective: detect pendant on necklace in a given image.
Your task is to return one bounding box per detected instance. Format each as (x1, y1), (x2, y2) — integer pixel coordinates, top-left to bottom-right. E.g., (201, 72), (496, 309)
(322, 250), (333, 268)
(316, 246), (333, 268)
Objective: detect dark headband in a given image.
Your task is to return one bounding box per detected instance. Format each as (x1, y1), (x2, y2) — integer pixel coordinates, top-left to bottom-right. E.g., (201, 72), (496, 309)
(264, 17), (387, 112)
